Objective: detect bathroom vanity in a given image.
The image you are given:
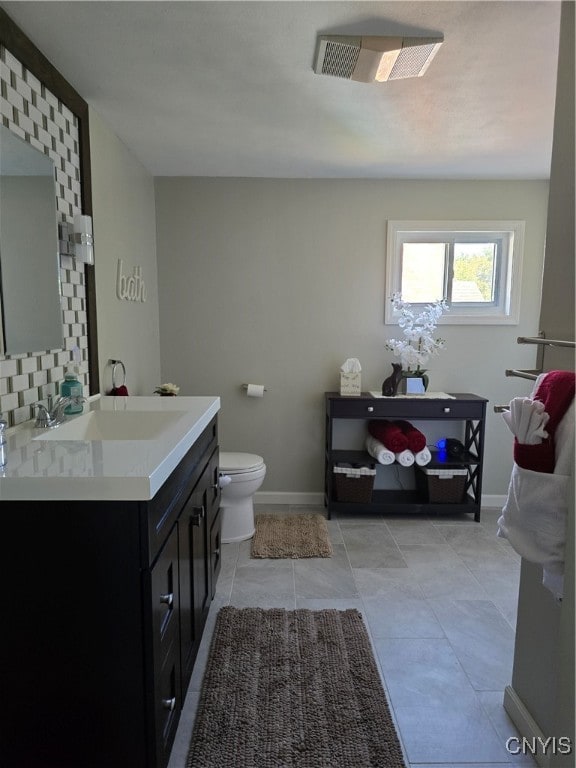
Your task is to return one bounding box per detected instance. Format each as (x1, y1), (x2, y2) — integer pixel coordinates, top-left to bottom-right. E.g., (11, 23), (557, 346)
(0, 396), (221, 768)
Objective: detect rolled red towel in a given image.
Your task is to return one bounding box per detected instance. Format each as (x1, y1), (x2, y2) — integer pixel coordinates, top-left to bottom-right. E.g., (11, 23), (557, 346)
(368, 420), (408, 453)
(393, 420), (427, 453)
(110, 385), (129, 396)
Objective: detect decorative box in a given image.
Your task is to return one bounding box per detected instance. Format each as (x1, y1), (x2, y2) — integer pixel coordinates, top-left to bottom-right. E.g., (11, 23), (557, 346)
(340, 372), (361, 397)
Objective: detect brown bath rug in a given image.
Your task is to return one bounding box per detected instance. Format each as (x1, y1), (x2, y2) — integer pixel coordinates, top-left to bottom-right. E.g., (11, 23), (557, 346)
(186, 606), (407, 768)
(250, 513), (333, 558)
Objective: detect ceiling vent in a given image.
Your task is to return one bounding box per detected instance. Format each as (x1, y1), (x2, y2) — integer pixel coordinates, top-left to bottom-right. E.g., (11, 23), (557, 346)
(313, 35), (443, 83)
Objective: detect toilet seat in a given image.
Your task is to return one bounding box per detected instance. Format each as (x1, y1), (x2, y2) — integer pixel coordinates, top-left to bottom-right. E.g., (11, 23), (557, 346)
(219, 451), (265, 475)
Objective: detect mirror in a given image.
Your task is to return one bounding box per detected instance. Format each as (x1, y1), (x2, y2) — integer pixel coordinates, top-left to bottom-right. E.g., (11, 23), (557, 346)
(0, 124), (64, 354)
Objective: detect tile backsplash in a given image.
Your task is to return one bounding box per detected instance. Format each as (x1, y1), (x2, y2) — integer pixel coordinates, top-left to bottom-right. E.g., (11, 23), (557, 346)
(0, 44), (89, 426)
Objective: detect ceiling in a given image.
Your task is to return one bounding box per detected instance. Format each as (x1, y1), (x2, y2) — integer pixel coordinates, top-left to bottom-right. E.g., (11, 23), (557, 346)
(1, 1), (561, 179)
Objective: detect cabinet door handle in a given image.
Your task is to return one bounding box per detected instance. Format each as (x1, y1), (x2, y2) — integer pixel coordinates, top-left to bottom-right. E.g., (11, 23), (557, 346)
(159, 592), (173, 607)
(367, 406), (374, 412)
(443, 407), (451, 413)
(162, 697), (176, 711)
(191, 505), (205, 526)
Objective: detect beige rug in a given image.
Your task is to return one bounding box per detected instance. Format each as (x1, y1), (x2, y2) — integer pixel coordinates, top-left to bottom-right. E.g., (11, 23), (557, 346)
(187, 607), (407, 768)
(250, 513), (333, 558)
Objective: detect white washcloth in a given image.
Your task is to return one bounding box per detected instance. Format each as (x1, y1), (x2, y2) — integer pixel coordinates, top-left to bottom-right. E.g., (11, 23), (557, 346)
(414, 447), (432, 466)
(502, 397), (549, 444)
(365, 435), (395, 465)
(395, 450), (414, 467)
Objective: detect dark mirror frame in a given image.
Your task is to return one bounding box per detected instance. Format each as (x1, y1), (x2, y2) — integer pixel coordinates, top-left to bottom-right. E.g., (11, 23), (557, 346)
(0, 7), (99, 394)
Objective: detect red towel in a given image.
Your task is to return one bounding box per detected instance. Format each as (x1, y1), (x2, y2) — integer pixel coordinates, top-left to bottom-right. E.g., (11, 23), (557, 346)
(368, 420), (408, 453)
(110, 385), (129, 396)
(393, 420), (427, 452)
(514, 370), (575, 473)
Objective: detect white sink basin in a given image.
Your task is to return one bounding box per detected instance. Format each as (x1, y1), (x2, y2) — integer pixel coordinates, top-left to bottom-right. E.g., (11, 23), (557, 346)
(33, 409), (186, 441)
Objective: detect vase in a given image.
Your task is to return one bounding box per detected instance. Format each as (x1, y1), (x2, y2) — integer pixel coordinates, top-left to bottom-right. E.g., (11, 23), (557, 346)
(399, 369), (429, 395)
(381, 363), (403, 396)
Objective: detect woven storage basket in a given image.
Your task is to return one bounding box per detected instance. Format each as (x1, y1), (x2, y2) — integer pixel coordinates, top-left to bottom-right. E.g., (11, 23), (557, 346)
(418, 467), (467, 503)
(333, 464), (376, 503)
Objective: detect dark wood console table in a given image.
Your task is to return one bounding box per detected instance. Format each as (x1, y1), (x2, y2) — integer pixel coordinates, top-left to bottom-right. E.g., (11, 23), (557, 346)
(325, 392), (488, 521)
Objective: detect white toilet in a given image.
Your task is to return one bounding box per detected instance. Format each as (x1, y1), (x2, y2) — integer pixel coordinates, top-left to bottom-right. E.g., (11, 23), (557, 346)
(219, 451), (266, 543)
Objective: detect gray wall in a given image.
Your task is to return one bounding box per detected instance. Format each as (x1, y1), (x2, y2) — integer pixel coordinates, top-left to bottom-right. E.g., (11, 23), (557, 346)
(89, 107), (161, 396)
(155, 178), (548, 499)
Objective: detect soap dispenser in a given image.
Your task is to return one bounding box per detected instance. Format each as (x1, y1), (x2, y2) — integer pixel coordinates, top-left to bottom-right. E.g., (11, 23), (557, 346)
(0, 416), (7, 468)
(60, 369), (83, 414)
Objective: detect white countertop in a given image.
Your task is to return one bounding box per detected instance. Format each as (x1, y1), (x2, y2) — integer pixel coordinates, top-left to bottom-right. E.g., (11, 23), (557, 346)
(0, 395), (220, 501)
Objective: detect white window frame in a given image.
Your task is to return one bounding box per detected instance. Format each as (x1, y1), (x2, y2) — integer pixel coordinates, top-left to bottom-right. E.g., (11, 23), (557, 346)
(385, 220), (525, 325)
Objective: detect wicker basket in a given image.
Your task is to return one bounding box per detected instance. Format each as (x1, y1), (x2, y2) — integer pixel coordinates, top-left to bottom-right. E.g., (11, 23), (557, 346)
(417, 467), (467, 503)
(333, 464), (376, 503)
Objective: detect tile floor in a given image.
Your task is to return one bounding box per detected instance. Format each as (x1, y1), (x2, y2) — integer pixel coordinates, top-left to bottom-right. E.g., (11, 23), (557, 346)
(168, 505), (536, 768)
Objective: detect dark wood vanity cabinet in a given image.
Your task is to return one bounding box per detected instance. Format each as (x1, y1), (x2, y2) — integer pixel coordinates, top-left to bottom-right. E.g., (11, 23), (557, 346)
(179, 447), (220, 695)
(0, 416), (221, 768)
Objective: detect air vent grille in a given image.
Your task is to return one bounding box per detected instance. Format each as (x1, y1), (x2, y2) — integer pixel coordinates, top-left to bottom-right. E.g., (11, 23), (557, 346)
(320, 39), (361, 79)
(313, 34), (443, 83)
(389, 40), (439, 80)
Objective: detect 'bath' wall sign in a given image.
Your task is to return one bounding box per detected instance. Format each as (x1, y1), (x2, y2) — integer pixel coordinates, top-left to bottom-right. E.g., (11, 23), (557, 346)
(117, 259), (147, 303)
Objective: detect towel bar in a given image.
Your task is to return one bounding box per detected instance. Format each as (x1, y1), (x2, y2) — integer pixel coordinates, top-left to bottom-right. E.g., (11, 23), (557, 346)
(505, 368), (540, 381)
(517, 336), (575, 348)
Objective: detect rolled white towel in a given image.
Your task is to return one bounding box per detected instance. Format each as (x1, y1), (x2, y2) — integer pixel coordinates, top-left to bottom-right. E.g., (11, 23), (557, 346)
(414, 447), (432, 466)
(395, 449), (414, 467)
(365, 435), (395, 465)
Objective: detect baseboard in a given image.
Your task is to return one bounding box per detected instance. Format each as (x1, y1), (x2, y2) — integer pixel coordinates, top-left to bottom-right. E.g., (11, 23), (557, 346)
(255, 491), (506, 509)
(503, 686), (550, 768)
(255, 491), (324, 507)
(482, 494), (506, 508)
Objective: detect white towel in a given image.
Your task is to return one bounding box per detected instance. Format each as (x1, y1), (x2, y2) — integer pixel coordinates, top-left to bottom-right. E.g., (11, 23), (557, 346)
(497, 464), (569, 573)
(365, 435), (395, 465)
(498, 398), (574, 599)
(395, 449), (414, 467)
(414, 447), (432, 466)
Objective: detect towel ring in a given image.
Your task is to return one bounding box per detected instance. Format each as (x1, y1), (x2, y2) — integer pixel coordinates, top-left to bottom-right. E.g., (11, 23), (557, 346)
(109, 359), (126, 389)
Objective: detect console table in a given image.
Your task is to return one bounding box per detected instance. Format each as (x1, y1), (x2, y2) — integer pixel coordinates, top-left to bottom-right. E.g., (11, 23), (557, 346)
(325, 392), (487, 521)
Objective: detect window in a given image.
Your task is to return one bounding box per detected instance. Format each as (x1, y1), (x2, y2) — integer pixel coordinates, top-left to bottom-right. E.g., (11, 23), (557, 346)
(385, 220), (525, 324)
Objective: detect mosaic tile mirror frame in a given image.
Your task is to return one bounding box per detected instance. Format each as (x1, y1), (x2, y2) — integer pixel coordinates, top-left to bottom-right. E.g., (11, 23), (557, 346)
(0, 9), (99, 426)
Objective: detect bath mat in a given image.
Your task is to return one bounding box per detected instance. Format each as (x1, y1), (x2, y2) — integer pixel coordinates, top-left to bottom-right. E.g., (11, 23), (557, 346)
(186, 606), (407, 768)
(250, 513), (333, 558)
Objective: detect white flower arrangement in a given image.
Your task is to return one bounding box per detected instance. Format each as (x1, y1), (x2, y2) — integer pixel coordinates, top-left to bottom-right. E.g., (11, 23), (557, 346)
(154, 382), (180, 396)
(385, 293), (448, 372)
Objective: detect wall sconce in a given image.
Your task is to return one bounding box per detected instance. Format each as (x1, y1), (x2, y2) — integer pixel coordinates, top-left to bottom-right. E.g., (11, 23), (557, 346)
(72, 214), (94, 264)
(58, 214), (94, 265)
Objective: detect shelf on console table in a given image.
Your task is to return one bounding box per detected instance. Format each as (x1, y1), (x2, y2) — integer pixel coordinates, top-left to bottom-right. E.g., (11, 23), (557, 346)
(324, 392), (488, 522)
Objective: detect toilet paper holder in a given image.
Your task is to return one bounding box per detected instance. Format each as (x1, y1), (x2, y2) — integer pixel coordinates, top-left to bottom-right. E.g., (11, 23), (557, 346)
(243, 383), (265, 398)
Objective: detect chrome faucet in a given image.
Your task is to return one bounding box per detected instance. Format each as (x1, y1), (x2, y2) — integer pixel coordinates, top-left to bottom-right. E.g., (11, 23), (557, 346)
(33, 395), (86, 428)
